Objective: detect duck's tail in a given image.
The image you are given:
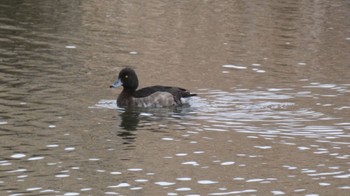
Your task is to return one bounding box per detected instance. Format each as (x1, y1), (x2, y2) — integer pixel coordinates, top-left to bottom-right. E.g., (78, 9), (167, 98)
(182, 93), (197, 98)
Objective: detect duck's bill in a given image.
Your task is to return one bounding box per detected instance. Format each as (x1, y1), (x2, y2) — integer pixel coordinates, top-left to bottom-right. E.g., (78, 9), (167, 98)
(110, 79), (123, 88)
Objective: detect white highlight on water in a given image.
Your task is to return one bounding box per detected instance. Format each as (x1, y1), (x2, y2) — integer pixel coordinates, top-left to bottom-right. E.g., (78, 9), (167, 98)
(220, 161), (235, 166)
(197, 180), (218, 184)
(154, 181), (176, 186)
(11, 154), (26, 159)
(222, 64), (247, 69)
(65, 45), (76, 49)
(108, 183), (130, 188)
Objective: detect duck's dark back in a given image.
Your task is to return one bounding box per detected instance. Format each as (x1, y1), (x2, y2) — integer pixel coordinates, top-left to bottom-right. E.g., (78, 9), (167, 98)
(133, 85), (195, 98)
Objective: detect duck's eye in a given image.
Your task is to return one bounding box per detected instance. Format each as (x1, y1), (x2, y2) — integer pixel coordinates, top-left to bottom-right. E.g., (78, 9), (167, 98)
(125, 75), (128, 79)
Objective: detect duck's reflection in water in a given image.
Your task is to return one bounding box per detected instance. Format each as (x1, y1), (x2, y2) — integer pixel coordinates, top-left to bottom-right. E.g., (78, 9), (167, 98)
(117, 109), (139, 148)
(117, 106), (195, 145)
(119, 109), (140, 131)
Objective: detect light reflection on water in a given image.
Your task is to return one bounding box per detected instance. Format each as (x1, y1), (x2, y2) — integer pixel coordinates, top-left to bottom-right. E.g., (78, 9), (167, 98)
(1, 0), (350, 195)
(88, 84), (350, 195)
(2, 85), (350, 195)
(96, 83), (349, 141)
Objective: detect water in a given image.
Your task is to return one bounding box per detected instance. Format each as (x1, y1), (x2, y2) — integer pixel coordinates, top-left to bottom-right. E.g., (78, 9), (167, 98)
(1, 0), (350, 195)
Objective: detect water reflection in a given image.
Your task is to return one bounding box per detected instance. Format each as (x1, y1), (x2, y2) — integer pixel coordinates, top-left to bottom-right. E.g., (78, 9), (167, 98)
(97, 81), (350, 142)
(1, 0), (350, 195)
(97, 102), (199, 150)
(91, 83), (350, 194)
(119, 109), (139, 131)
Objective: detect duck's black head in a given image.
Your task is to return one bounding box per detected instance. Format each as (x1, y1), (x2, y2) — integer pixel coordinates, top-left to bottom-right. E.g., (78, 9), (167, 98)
(110, 68), (139, 91)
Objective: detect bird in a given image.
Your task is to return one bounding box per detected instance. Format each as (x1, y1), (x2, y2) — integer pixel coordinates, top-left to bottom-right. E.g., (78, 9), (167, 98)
(110, 68), (196, 108)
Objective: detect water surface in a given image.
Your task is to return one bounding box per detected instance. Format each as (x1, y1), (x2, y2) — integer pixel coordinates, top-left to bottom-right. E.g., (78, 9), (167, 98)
(1, 0), (350, 195)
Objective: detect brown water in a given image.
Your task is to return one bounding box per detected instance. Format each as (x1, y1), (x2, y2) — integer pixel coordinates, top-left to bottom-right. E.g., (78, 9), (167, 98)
(1, 0), (350, 195)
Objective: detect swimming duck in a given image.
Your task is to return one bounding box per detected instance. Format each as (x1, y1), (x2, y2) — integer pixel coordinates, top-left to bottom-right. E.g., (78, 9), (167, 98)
(110, 68), (196, 108)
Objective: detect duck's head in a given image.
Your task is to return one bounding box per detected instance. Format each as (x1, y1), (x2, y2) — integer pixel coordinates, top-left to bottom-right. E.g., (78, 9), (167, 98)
(110, 68), (139, 91)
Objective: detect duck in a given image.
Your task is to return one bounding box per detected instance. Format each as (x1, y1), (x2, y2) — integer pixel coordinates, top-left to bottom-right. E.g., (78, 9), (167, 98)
(110, 68), (197, 108)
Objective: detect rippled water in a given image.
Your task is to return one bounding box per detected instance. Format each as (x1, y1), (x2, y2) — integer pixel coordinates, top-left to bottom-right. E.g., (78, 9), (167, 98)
(1, 0), (350, 195)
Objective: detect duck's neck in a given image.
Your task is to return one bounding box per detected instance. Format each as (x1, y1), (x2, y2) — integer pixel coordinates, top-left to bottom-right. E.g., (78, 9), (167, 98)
(123, 87), (136, 95)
